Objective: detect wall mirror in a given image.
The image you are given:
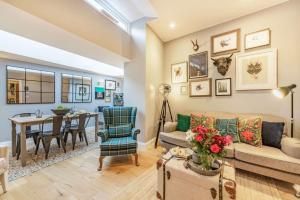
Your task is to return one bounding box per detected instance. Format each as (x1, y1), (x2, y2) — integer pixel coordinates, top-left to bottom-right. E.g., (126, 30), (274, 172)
(61, 74), (92, 103)
(6, 66), (55, 104)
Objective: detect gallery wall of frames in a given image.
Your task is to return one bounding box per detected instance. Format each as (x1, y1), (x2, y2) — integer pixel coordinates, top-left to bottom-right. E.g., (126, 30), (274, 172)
(171, 28), (275, 97)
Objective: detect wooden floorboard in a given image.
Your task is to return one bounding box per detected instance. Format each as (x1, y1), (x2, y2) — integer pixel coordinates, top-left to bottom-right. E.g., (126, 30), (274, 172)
(0, 146), (297, 200)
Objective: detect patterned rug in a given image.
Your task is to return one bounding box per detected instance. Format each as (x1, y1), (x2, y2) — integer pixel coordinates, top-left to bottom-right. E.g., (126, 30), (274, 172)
(8, 129), (99, 182)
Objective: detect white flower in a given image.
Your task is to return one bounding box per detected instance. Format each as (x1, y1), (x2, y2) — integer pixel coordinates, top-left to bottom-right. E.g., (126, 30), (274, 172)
(186, 129), (196, 142)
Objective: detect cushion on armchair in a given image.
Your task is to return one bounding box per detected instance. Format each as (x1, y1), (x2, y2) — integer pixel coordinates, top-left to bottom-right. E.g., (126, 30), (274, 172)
(100, 136), (137, 151)
(108, 124), (132, 138)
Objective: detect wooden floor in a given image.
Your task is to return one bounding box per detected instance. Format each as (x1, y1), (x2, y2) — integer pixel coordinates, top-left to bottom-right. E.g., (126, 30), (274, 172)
(0, 146), (297, 200)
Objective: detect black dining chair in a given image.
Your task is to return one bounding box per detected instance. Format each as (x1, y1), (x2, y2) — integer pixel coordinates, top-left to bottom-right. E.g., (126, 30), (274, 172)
(35, 115), (66, 159)
(13, 113), (41, 160)
(66, 113), (91, 150)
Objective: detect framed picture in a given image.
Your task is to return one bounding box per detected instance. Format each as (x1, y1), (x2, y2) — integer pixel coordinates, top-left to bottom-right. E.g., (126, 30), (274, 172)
(171, 62), (188, 83)
(215, 78), (232, 96)
(189, 51), (208, 79)
(105, 80), (116, 90)
(211, 29), (240, 56)
(95, 87), (105, 99)
(245, 28), (271, 50)
(105, 90), (111, 102)
(189, 78), (212, 97)
(236, 48), (277, 91)
(75, 84), (91, 101)
(113, 93), (124, 106)
(180, 85), (187, 95)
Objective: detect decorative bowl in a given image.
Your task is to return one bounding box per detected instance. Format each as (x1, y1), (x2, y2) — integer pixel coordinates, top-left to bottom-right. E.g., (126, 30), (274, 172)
(185, 159), (222, 176)
(51, 109), (70, 116)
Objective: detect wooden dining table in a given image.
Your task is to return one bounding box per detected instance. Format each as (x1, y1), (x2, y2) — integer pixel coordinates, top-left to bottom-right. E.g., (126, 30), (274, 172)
(9, 112), (99, 167)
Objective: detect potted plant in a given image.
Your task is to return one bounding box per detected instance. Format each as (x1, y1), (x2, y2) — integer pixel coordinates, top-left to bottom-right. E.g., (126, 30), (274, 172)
(186, 125), (232, 172)
(51, 105), (70, 116)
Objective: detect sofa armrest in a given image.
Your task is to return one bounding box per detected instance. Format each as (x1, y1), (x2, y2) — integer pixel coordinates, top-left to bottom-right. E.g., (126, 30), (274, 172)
(163, 122), (178, 133)
(281, 136), (300, 159)
(131, 128), (140, 140)
(0, 145), (9, 160)
(97, 129), (109, 142)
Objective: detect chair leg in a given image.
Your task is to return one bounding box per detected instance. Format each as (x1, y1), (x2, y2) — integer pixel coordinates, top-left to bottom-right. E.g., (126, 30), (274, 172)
(60, 136), (67, 153)
(79, 132), (83, 142)
(35, 137), (41, 155)
(64, 132), (69, 144)
(134, 153), (140, 166)
(16, 135), (20, 160)
(83, 131), (88, 146)
(32, 135), (38, 145)
(98, 156), (105, 171)
(0, 173), (7, 193)
(71, 132), (77, 150)
(56, 138), (61, 148)
(43, 138), (52, 159)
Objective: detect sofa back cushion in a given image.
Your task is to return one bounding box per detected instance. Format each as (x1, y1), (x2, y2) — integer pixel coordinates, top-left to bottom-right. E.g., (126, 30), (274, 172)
(262, 121), (285, 149)
(238, 116), (263, 147)
(190, 113), (215, 130)
(216, 118), (239, 142)
(176, 114), (190, 132)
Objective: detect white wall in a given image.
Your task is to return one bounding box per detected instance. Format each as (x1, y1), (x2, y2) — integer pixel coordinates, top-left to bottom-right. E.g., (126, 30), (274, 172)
(0, 59), (123, 142)
(163, 0), (300, 138)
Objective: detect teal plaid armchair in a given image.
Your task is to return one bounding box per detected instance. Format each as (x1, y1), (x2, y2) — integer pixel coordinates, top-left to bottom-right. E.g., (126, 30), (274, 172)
(97, 107), (140, 171)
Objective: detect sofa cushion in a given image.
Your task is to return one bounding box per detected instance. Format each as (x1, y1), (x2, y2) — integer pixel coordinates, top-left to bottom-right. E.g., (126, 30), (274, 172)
(224, 144), (235, 158)
(160, 131), (188, 148)
(238, 116), (262, 147)
(100, 136), (137, 151)
(190, 113), (215, 130)
(262, 121), (284, 149)
(234, 143), (300, 175)
(176, 114), (190, 132)
(216, 118), (239, 142)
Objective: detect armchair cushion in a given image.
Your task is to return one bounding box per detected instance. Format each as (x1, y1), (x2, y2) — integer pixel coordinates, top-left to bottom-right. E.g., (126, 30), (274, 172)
(108, 124), (132, 138)
(100, 136), (137, 151)
(131, 128), (140, 140)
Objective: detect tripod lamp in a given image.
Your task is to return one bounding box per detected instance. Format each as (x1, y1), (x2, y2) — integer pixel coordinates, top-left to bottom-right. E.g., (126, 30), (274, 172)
(154, 84), (173, 148)
(273, 84), (297, 138)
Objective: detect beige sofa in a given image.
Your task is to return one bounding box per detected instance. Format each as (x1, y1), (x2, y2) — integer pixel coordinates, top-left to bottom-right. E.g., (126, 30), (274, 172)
(159, 111), (300, 197)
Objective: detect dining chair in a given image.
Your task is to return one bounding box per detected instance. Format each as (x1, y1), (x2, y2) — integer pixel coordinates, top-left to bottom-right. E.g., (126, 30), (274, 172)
(35, 115), (66, 159)
(12, 113), (41, 160)
(68, 113), (91, 150)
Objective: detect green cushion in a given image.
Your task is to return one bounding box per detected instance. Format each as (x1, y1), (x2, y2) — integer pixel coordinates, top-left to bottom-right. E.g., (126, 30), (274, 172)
(216, 118), (239, 142)
(176, 114), (190, 132)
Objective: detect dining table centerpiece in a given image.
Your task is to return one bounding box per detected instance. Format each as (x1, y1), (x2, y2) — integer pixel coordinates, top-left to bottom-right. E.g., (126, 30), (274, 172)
(186, 125), (232, 175)
(51, 105), (70, 116)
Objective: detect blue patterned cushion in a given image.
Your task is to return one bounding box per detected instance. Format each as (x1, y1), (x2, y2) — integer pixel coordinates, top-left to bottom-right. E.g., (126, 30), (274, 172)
(108, 124), (132, 138)
(216, 118), (239, 142)
(100, 137), (137, 151)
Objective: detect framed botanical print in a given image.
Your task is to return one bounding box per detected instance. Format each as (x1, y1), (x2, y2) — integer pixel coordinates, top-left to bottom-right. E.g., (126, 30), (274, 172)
(245, 28), (271, 50)
(113, 93), (124, 106)
(180, 85), (187, 95)
(189, 78), (212, 97)
(189, 51), (208, 79)
(236, 48), (277, 91)
(105, 80), (116, 90)
(95, 87), (105, 99)
(215, 78), (232, 96)
(75, 84), (91, 101)
(171, 62), (188, 83)
(211, 29), (240, 56)
(105, 90), (111, 102)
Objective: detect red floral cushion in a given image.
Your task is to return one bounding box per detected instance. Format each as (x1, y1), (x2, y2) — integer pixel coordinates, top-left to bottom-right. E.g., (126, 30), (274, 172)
(190, 113), (215, 130)
(238, 116), (262, 147)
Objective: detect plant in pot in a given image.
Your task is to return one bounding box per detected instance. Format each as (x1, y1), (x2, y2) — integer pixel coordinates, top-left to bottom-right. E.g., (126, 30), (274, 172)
(51, 105), (70, 116)
(186, 125), (232, 172)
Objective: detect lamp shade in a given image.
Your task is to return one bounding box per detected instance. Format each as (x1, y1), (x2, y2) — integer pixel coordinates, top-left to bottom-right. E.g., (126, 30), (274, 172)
(273, 84), (296, 98)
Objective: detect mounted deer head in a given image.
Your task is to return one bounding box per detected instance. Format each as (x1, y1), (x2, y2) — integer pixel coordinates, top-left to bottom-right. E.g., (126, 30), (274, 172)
(211, 54), (233, 76)
(191, 39), (199, 51)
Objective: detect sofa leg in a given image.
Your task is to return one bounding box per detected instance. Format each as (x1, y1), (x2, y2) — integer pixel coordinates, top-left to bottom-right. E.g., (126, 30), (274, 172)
(294, 184), (300, 198)
(97, 156), (105, 171)
(134, 153), (140, 166)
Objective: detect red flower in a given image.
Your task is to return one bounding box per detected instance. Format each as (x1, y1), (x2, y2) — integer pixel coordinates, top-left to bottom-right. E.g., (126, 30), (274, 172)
(195, 134), (203, 142)
(210, 144), (221, 154)
(195, 125), (208, 134)
(224, 135), (233, 146)
(242, 131), (254, 141)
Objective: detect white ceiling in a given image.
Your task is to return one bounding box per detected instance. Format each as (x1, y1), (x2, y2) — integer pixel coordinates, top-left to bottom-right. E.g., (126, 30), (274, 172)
(145, 0), (289, 42)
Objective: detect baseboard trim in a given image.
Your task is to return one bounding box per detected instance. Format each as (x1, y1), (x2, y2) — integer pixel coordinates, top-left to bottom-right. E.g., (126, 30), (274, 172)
(0, 141), (11, 147)
(138, 137), (156, 149)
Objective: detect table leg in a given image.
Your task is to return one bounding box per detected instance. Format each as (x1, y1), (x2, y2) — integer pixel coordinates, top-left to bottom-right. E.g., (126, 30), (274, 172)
(11, 121), (17, 157)
(20, 125), (28, 167)
(95, 114), (99, 142)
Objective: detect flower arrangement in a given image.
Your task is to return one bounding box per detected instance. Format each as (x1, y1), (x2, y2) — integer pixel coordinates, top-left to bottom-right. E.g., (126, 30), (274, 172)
(186, 125), (232, 170)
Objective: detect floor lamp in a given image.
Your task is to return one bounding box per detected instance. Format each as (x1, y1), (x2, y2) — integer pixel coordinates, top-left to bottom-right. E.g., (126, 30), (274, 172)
(273, 84), (297, 138)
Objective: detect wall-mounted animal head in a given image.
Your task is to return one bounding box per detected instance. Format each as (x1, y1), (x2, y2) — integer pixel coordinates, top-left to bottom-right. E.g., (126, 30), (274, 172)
(211, 54), (233, 76)
(191, 40), (199, 51)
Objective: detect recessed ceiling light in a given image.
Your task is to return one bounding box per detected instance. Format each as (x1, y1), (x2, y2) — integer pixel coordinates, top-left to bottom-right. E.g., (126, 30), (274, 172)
(169, 22), (176, 29)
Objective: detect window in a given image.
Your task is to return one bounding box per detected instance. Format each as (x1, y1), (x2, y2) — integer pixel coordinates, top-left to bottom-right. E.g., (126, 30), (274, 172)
(6, 66), (55, 104)
(61, 74), (92, 103)
(85, 0), (130, 33)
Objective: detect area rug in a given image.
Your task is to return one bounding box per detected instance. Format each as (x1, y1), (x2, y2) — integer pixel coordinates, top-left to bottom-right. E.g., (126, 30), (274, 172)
(8, 129), (99, 182)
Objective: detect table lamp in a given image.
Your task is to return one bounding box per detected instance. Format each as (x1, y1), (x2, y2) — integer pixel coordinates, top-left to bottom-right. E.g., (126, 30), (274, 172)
(273, 84), (297, 137)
